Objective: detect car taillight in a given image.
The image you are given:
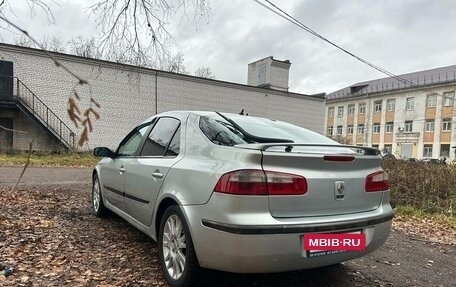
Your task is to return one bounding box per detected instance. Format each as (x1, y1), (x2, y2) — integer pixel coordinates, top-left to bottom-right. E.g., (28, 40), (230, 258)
(365, 171), (389, 192)
(213, 169), (307, 196)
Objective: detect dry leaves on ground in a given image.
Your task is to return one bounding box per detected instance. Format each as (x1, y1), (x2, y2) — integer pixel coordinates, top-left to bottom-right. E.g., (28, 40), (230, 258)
(392, 213), (456, 245)
(0, 184), (165, 287)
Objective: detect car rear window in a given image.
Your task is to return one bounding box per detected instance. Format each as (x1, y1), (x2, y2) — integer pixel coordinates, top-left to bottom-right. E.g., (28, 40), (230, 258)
(199, 116), (247, 146)
(232, 116), (335, 144)
(203, 113), (334, 145)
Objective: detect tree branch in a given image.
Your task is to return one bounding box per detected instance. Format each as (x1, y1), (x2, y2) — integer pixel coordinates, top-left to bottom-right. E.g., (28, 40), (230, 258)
(0, 15), (100, 147)
(10, 141), (32, 195)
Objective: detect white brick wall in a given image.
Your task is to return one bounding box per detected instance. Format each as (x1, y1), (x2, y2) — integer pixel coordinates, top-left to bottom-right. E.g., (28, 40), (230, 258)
(0, 44), (324, 151)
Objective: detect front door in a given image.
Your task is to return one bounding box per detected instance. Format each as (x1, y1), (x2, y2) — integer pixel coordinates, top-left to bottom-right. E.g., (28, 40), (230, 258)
(100, 123), (152, 211)
(400, 143), (413, 159)
(0, 61), (14, 100)
(99, 158), (127, 210)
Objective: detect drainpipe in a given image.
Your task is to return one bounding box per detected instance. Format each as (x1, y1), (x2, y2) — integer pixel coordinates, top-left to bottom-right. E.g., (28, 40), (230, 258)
(155, 72), (158, 115)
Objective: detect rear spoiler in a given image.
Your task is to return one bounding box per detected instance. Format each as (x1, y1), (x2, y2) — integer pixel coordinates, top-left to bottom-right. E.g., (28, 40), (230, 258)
(234, 143), (380, 156)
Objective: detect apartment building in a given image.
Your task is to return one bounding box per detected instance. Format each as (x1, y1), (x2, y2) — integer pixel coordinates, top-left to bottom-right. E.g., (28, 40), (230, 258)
(325, 65), (456, 160)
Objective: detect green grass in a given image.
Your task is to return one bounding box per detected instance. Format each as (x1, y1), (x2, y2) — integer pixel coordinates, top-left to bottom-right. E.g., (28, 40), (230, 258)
(394, 205), (456, 228)
(0, 151), (99, 167)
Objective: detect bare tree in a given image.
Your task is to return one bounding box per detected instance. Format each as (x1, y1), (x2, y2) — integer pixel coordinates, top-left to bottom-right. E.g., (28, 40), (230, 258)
(195, 66), (215, 79)
(2, 0), (211, 67)
(68, 36), (101, 59)
(40, 36), (65, 53)
(159, 52), (189, 74)
(14, 35), (36, 48)
(0, 0), (55, 25)
(89, 0), (211, 67)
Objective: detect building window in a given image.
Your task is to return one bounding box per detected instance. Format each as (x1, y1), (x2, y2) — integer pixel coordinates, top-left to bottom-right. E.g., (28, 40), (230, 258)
(357, 124), (365, 134)
(423, 145), (433, 157)
(347, 125), (354, 135)
(443, 92), (454, 107)
(441, 144), (450, 158)
(425, 120), (435, 132)
(348, 104), (355, 116)
(337, 106), (344, 118)
(386, 99), (396, 111)
(373, 123), (380, 134)
(426, 94), (437, 107)
(328, 107), (334, 117)
(405, 120), (413, 132)
(374, 100), (382, 113)
(386, 122), (394, 133)
(442, 119), (452, 132)
(327, 126), (333, 136)
(405, 97), (415, 110)
(358, 103), (366, 114)
(383, 144), (392, 154)
(337, 125), (343, 135)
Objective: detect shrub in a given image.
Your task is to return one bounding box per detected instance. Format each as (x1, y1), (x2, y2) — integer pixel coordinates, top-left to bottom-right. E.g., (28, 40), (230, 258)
(382, 159), (456, 216)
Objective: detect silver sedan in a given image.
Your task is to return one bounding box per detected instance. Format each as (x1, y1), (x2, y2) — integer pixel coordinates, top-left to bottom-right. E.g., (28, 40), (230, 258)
(92, 111), (393, 287)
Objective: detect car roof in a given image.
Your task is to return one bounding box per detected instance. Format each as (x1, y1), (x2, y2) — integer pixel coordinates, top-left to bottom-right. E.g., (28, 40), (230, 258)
(142, 110), (273, 122)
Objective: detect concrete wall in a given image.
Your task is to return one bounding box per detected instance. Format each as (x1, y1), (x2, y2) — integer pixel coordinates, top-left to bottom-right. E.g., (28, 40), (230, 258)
(0, 44), (324, 151)
(0, 108), (62, 151)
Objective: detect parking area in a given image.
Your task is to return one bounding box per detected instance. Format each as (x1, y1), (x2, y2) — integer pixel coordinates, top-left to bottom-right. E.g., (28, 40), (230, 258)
(0, 167), (454, 287)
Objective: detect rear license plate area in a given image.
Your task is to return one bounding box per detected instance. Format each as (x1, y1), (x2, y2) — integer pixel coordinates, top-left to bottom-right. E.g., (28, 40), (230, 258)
(302, 230), (364, 257)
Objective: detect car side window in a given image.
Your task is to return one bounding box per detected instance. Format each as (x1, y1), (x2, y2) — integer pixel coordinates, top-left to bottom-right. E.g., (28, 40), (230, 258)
(117, 124), (151, 156)
(165, 126), (180, 156)
(140, 117), (180, 156)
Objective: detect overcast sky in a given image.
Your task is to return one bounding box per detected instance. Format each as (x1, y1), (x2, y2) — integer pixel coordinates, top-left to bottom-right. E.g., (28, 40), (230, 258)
(2, 0), (456, 95)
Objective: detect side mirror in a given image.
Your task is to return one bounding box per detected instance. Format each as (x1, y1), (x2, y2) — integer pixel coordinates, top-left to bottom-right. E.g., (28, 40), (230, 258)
(94, 147), (115, 158)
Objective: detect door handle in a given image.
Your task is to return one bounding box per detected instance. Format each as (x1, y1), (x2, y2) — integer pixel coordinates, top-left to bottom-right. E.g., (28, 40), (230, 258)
(152, 172), (163, 178)
(119, 166), (126, 174)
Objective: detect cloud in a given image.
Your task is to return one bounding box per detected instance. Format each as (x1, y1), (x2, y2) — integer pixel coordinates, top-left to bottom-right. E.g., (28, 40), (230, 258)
(3, 0), (456, 95)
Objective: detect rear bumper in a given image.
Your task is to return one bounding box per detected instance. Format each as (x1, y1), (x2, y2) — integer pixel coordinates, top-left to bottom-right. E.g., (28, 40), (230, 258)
(201, 212), (393, 235)
(182, 194), (393, 273)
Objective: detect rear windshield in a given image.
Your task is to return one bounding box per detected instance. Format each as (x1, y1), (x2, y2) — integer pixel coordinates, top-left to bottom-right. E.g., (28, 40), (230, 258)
(199, 116), (247, 146)
(232, 116), (335, 144)
(199, 114), (335, 146)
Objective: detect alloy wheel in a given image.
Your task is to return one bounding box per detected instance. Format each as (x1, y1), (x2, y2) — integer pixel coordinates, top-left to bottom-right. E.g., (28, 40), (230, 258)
(162, 214), (187, 280)
(93, 178), (101, 213)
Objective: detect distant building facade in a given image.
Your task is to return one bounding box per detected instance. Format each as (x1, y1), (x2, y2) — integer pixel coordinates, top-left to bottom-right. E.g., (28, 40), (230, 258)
(0, 44), (325, 151)
(325, 65), (456, 160)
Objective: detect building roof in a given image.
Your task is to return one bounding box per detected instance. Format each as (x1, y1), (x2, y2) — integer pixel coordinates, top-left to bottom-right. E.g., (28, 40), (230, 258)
(327, 64), (456, 101)
(0, 43), (324, 101)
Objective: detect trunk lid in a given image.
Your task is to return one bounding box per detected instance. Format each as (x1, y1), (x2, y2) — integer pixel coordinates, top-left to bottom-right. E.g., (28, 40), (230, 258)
(236, 144), (384, 218)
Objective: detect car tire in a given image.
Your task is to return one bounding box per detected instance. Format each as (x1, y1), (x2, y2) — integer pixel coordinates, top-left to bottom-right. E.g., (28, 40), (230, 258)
(92, 174), (108, 217)
(158, 205), (200, 287)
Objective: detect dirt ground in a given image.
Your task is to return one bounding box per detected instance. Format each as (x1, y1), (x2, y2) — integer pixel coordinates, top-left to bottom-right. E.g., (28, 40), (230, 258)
(0, 167), (455, 287)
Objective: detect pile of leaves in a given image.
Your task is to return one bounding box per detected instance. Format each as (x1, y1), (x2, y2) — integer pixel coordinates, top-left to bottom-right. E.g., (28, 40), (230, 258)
(382, 159), (456, 215)
(0, 184), (163, 286)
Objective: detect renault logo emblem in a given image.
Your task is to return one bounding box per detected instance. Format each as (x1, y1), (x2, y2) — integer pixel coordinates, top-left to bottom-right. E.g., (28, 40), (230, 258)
(335, 181), (345, 200)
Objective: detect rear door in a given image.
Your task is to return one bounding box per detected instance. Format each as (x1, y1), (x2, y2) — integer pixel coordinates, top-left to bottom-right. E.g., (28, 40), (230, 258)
(123, 117), (182, 226)
(262, 150), (384, 218)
